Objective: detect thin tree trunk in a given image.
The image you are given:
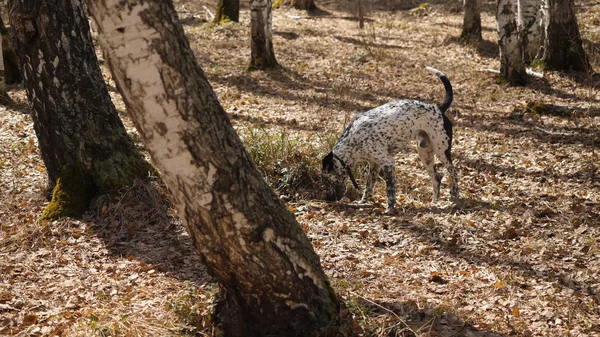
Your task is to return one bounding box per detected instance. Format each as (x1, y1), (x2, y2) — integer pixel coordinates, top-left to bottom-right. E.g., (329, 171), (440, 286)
(214, 0), (239, 23)
(85, 0), (340, 336)
(0, 21), (11, 105)
(9, 0), (151, 220)
(540, 0), (588, 71)
(461, 0), (482, 41)
(358, 0), (365, 29)
(498, 0), (526, 85)
(518, 0), (542, 63)
(249, 0), (278, 70)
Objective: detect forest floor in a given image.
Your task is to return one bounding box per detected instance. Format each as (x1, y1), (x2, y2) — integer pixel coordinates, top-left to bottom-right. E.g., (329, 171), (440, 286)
(1, 0), (600, 336)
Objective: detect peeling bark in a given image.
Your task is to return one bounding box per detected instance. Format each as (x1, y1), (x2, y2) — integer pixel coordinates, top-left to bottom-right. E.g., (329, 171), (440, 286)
(540, 0), (588, 71)
(249, 0), (278, 70)
(461, 0), (482, 41)
(8, 0), (151, 219)
(518, 0), (542, 63)
(497, 0), (526, 85)
(85, 0), (339, 336)
(214, 0), (239, 23)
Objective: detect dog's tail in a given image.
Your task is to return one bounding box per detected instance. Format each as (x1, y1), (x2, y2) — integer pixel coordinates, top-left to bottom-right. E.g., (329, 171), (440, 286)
(425, 66), (453, 113)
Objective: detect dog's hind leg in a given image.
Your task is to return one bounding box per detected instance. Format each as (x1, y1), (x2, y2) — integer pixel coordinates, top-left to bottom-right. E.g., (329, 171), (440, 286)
(418, 145), (442, 201)
(382, 163), (396, 213)
(360, 162), (379, 203)
(437, 148), (459, 201)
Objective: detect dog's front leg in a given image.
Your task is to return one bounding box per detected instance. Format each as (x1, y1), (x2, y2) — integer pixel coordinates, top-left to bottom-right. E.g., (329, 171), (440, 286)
(360, 163), (379, 204)
(382, 165), (396, 214)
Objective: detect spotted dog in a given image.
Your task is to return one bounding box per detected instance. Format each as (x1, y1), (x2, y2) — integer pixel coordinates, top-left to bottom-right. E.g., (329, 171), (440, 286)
(322, 67), (458, 213)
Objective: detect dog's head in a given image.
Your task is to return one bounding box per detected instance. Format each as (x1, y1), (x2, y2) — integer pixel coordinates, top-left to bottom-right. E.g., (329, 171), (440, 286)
(321, 152), (347, 201)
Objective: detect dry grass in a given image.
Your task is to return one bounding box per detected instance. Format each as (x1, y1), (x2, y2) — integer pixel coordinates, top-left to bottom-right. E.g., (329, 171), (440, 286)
(2, 0), (600, 336)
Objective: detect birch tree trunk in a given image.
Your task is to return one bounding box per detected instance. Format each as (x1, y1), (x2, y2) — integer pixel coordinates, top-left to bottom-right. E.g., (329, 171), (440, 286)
(540, 0), (588, 71)
(461, 0), (482, 41)
(498, 0), (526, 85)
(518, 0), (542, 63)
(249, 0), (278, 70)
(84, 1), (339, 336)
(8, 0), (152, 220)
(214, 0), (239, 23)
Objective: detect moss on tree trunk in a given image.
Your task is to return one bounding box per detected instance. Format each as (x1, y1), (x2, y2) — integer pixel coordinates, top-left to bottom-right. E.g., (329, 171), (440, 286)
(214, 0), (239, 23)
(9, 0), (152, 220)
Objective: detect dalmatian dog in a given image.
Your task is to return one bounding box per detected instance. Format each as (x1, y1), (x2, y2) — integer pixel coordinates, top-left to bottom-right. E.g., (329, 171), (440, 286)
(322, 66), (458, 213)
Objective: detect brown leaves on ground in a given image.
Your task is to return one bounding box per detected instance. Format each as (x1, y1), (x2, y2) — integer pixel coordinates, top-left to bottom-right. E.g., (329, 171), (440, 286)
(2, 0), (600, 336)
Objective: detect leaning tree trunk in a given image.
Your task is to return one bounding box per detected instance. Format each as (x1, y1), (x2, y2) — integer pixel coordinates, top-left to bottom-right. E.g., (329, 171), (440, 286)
(461, 0), (482, 41)
(518, 0), (542, 63)
(498, 0), (526, 85)
(249, 0), (278, 70)
(85, 0), (339, 336)
(540, 0), (588, 71)
(9, 0), (151, 220)
(214, 0), (239, 23)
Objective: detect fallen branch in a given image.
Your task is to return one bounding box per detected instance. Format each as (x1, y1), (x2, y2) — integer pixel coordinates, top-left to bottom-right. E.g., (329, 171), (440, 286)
(478, 68), (543, 78)
(203, 6), (215, 20)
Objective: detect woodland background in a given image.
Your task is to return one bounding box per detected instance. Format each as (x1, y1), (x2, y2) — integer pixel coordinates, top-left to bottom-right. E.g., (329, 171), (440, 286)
(1, 0), (599, 336)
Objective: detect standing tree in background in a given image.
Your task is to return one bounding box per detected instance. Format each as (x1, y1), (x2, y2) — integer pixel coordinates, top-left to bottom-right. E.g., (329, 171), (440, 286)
(540, 0), (588, 71)
(461, 0), (482, 41)
(498, 0), (526, 85)
(85, 0), (339, 336)
(249, 0), (278, 70)
(518, 0), (542, 63)
(9, 0), (152, 220)
(214, 0), (239, 23)
(0, 23), (10, 105)
(0, 11), (21, 84)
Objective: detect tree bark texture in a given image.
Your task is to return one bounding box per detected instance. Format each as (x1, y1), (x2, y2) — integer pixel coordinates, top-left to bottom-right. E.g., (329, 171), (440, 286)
(84, 1), (340, 336)
(518, 0), (542, 63)
(461, 0), (482, 41)
(540, 0), (588, 71)
(0, 20), (10, 105)
(0, 11), (21, 84)
(249, 0), (278, 70)
(498, 0), (526, 85)
(214, 0), (239, 23)
(8, 0), (151, 219)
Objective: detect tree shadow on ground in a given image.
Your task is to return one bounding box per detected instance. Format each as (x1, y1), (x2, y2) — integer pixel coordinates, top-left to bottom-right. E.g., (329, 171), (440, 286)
(229, 111), (327, 131)
(84, 180), (213, 286)
(460, 108), (600, 148)
(442, 36), (499, 59)
(334, 35), (406, 50)
(348, 296), (506, 337)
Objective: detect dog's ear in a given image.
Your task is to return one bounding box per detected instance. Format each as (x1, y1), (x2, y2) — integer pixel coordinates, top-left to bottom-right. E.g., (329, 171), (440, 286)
(322, 152), (334, 171)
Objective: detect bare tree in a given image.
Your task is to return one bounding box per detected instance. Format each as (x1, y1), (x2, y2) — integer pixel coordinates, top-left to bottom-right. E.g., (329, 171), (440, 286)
(0, 22), (10, 105)
(9, 0), (151, 220)
(461, 0), (482, 41)
(518, 0), (542, 63)
(498, 0), (526, 85)
(85, 0), (339, 336)
(249, 0), (278, 70)
(539, 0), (588, 71)
(214, 0), (239, 23)
(0, 12), (20, 85)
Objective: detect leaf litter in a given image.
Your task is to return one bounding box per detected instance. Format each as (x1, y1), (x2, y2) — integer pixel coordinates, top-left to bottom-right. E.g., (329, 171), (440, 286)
(2, 0), (600, 336)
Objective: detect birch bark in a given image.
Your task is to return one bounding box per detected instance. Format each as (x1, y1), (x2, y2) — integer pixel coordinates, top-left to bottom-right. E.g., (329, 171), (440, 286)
(498, 0), (526, 85)
(85, 0), (339, 336)
(540, 0), (588, 71)
(8, 0), (151, 219)
(518, 0), (542, 63)
(249, 0), (278, 70)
